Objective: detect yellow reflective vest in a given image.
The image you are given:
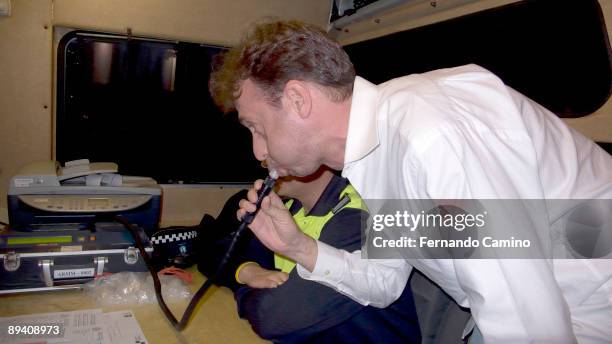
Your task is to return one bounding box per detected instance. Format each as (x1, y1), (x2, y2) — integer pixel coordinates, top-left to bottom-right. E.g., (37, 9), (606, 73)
(274, 183), (367, 273)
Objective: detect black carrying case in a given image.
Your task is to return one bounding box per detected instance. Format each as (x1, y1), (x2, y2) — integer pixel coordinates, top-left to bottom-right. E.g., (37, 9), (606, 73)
(0, 222), (152, 294)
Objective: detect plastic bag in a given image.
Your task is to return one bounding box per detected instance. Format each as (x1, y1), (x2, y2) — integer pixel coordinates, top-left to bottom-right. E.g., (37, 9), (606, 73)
(84, 271), (192, 306)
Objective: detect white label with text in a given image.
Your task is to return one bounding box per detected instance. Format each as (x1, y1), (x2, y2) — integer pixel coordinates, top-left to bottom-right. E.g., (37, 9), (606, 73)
(53, 268), (95, 279)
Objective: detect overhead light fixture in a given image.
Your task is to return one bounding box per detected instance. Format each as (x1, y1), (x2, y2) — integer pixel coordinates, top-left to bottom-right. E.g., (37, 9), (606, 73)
(330, 0), (418, 30)
(0, 0), (11, 17)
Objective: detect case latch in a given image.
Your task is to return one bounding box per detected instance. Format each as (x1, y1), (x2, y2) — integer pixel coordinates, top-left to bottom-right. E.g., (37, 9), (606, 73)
(3, 251), (20, 271)
(38, 259), (54, 287)
(124, 247), (139, 265)
(93, 256), (108, 275)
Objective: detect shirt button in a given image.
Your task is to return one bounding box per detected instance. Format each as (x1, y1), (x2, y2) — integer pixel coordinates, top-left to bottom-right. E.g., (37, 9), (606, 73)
(325, 270), (330, 276)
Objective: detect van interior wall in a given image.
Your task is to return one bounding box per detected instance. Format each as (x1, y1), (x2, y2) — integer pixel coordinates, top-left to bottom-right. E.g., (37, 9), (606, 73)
(0, 0), (53, 221)
(330, 0), (612, 142)
(0, 0), (610, 225)
(0, 0), (331, 223)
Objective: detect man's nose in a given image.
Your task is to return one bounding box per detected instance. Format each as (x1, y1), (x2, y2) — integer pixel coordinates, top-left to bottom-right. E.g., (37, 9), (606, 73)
(252, 135), (268, 162)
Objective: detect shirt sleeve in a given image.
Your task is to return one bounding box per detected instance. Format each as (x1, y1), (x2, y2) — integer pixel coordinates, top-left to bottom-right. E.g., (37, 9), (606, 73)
(297, 203), (413, 308)
(297, 243), (412, 308)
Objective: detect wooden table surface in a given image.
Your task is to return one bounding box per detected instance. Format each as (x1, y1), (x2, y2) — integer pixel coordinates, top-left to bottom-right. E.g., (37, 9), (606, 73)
(0, 268), (268, 344)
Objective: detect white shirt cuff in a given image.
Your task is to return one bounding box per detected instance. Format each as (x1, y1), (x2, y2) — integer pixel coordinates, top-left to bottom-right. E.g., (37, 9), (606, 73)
(297, 240), (347, 285)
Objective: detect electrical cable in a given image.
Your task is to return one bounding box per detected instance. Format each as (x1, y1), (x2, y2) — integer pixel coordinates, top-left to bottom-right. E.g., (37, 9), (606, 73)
(115, 172), (278, 330)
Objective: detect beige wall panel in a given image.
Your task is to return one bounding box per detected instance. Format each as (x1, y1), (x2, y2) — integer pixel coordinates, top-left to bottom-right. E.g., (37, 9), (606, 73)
(0, 0), (53, 210)
(331, 0), (612, 143)
(53, 0), (332, 46)
(160, 186), (246, 226)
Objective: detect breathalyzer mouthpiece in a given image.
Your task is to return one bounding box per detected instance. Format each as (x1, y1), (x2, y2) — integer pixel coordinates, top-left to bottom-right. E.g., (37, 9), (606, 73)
(242, 170), (278, 224)
(268, 169), (279, 180)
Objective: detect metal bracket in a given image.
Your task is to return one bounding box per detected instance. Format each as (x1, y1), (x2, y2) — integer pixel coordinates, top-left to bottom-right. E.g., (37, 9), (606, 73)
(93, 257), (108, 275)
(124, 247), (139, 265)
(3, 251), (20, 272)
(0, 0), (11, 17)
(38, 260), (54, 287)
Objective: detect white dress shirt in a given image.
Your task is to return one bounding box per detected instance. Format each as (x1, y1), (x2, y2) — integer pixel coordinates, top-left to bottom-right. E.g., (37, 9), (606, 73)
(297, 65), (612, 343)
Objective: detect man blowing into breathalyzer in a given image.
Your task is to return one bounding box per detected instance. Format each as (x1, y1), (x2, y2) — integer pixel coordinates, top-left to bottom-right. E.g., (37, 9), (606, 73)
(209, 20), (612, 343)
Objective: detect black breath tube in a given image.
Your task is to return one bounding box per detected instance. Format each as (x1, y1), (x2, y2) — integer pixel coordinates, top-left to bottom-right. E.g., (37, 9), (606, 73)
(241, 173), (278, 225)
(117, 172), (278, 331)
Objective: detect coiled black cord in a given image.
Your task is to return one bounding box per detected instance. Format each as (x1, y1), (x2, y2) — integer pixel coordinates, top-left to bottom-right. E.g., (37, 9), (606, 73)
(116, 174), (277, 330)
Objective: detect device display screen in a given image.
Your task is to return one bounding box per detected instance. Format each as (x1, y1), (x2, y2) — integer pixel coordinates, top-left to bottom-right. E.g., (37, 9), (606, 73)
(87, 198), (110, 206)
(7, 236), (73, 245)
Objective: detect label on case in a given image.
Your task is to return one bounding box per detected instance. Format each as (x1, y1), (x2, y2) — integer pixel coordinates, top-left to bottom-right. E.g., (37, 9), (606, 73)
(14, 178), (33, 187)
(53, 268), (95, 279)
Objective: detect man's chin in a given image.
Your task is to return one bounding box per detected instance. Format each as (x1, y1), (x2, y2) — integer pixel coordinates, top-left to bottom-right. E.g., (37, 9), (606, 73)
(289, 166), (324, 178)
(274, 168), (302, 178)
(273, 164), (322, 178)
(273, 168), (291, 178)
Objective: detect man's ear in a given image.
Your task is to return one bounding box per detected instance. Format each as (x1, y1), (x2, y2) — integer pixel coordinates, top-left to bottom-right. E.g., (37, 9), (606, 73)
(284, 80), (312, 119)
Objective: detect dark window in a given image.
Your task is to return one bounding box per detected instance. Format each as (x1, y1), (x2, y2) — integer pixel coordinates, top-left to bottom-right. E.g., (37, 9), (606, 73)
(57, 31), (266, 183)
(344, 0), (611, 118)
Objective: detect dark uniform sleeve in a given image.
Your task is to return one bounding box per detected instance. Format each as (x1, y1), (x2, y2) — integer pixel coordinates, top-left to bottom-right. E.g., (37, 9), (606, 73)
(212, 228), (276, 291)
(199, 190), (277, 291)
(234, 207), (367, 342)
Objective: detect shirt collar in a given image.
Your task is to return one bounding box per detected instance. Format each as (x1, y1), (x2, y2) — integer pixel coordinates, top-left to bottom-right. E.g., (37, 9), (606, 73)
(344, 76), (380, 165)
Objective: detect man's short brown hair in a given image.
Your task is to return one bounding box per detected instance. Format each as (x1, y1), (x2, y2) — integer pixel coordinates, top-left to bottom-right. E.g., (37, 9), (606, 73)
(209, 20), (355, 112)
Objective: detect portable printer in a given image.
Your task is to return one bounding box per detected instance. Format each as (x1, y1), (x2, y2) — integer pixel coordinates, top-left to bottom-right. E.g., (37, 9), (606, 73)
(0, 159), (161, 293)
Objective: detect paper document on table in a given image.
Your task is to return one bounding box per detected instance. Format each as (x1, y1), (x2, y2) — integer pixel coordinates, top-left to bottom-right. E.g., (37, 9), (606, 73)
(0, 309), (147, 344)
(103, 311), (147, 344)
(0, 309), (106, 344)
